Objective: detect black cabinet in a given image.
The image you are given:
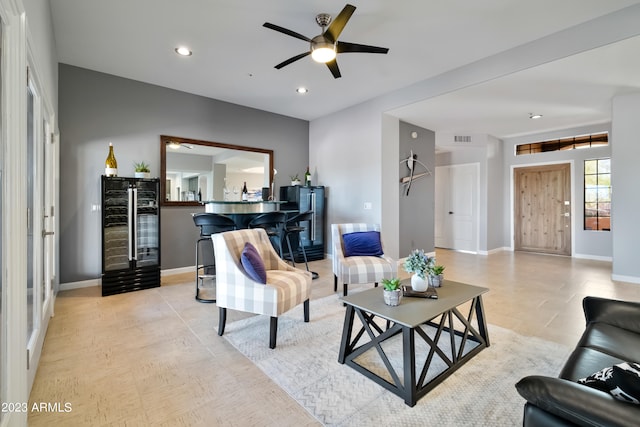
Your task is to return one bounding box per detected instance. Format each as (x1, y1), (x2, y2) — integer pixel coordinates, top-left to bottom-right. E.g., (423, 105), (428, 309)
(279, 186), (325, 262)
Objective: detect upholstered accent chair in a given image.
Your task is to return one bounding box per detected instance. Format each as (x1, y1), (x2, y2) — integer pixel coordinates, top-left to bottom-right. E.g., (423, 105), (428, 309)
(331, 223), (396, 297)
(212, 228), (312, 349)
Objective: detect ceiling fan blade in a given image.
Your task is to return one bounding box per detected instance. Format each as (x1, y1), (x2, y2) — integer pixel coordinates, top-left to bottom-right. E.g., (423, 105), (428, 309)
(324, 4), (356, 43)
(337, 41), (389, 54)
(274, 52), (311, 69)
(326, 59), (341, 79)
(263, 22), (312, 42)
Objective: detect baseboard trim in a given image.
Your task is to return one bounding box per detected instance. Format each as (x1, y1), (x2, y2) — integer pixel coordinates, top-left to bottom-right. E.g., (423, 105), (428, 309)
(59, 278), (100, 291)
(160, 266), (194, 276)
(573, 253), (613, 262)
(60, 266), (196, 291)
(611, 273), (640, 284)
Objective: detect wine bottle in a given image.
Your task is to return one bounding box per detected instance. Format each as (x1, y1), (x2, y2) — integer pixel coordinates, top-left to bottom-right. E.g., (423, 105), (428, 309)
(105, 142), (118, 177)
(241, 181), (248, 201)
(304, 166), (311, 186)
(197, 188), (202, 202)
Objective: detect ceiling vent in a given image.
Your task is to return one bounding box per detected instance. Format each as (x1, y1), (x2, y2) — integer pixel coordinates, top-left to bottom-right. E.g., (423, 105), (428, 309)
(454, 135), (472, 143)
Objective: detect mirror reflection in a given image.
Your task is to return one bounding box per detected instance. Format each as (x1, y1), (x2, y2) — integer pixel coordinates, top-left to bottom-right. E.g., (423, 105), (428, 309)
(160, 135), (274, 206)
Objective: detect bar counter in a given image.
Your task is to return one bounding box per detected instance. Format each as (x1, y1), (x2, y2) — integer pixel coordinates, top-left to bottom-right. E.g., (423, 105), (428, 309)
(201, 201), (292, 229)
(203, 200), (285, 214)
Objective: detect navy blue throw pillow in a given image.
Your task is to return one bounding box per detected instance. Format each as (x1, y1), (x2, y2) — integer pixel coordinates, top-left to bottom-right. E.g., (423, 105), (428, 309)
(241, 242), (267, 284)
(342, 231), (383, 257)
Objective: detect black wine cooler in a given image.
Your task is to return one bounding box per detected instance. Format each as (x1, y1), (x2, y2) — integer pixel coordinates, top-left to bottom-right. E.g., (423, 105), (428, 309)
(101, 176), (161, 296)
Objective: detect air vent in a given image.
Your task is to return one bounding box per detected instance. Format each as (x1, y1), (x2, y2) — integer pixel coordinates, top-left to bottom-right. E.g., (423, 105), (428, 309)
(454, 135), (472, 143)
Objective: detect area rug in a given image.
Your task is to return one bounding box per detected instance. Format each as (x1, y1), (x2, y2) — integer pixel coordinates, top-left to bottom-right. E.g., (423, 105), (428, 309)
(222, 293), (572, 426)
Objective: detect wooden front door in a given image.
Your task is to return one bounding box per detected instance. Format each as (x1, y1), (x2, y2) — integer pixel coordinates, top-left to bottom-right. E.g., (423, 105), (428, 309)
(514, 163), (571, 255)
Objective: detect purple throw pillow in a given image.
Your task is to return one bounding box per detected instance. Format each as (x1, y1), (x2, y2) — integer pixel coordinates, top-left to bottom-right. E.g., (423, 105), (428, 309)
(342, 231), (383, 257)
(241, 242), (267, 284)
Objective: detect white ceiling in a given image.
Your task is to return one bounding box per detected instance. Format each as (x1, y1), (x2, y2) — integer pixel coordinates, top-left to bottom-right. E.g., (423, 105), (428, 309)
(49, 0), (640, 140)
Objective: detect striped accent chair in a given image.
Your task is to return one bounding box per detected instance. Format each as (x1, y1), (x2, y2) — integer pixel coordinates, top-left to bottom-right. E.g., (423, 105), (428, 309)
(212, 228), (312, 349)
(332, 223), (397, 297)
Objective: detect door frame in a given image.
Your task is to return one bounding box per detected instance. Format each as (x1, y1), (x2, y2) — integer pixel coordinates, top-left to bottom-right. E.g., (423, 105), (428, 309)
(510, 160), (575, 255)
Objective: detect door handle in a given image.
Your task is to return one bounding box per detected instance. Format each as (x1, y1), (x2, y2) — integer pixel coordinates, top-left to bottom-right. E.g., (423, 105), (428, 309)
(448, 211), (454, 214)
(42, 230), (54, 237)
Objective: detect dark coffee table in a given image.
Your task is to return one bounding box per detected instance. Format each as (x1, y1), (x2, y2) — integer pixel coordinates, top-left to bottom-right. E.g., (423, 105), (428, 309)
(338, 279), (489, 407)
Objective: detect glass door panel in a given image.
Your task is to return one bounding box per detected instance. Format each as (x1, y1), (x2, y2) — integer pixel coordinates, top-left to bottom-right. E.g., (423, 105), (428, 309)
(26, 83), (35, 345)
(103, 178), (131, 271)
(136, 180), (159, 267)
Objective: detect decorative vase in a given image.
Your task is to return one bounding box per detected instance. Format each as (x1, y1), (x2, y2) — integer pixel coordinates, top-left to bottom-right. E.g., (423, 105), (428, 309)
(429, 274), (443, 288)
(383, 289), (402, 306)
(411, 274), (428, 292)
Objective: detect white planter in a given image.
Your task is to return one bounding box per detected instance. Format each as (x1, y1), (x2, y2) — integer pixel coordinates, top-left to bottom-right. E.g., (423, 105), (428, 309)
(291, 180), (301, 186)
(411, 274), (428, 292)
(135, 172), (150, 178)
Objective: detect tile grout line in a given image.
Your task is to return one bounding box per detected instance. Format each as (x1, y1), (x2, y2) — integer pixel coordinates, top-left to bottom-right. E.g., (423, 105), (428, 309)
(156, 287), (226, 359)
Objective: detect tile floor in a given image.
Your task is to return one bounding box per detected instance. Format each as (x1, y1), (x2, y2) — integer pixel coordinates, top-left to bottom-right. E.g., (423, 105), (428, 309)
(28, 250), (640, 426)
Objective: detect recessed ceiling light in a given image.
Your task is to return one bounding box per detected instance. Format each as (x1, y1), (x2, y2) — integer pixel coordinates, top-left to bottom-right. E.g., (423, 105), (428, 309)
(175, 47), (192, 56)
(529, 113), (543, 119)
(296, 87), (308, 94)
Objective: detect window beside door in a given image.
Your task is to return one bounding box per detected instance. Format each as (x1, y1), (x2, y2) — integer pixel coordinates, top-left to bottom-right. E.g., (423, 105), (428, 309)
(584, 158), (611, 231)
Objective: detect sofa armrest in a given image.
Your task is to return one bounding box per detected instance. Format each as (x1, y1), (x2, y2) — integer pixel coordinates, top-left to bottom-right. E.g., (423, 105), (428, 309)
(516, 375), (638, 427)
(583, 297), (640, 334)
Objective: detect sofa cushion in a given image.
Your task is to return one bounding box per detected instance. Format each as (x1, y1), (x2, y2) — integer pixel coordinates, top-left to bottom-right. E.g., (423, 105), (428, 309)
(241, 242), (267, 284)
(560, 346), (626, 381)
(578, 362), (640, 405)
(577, 323), (640, 363)
(342, 231), (383, 257)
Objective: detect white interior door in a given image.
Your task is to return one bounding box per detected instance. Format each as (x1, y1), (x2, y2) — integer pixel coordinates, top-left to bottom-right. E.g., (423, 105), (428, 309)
(435, 163), (479, 252)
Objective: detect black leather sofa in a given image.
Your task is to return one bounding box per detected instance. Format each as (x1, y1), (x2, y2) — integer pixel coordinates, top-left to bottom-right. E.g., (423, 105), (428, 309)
(515, 296), (640, 427)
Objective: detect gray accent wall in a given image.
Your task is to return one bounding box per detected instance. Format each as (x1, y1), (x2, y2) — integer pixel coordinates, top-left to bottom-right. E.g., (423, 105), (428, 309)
(398, 121), (435, 257)
(59, 64), (308, 283)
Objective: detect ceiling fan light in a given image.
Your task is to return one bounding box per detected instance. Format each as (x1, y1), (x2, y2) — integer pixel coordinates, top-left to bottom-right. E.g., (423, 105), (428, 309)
(311, 44), (336, 63)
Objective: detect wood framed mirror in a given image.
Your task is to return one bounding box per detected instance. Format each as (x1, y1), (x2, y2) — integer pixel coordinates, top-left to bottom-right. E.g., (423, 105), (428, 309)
(160, 135), (274, 207)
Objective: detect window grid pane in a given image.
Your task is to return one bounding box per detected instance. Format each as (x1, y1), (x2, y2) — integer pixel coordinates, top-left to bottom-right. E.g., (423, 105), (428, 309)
(516, 133), (608, 156)
(584, 158), (611, 231)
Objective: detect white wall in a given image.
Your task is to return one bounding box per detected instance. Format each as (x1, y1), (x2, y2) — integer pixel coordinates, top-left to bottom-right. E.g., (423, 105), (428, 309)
(611, 93), (640, 281)
(310, 102), (384, 255)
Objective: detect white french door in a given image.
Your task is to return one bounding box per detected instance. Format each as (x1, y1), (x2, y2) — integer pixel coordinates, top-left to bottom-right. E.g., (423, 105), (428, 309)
(26, 64), (56, 388)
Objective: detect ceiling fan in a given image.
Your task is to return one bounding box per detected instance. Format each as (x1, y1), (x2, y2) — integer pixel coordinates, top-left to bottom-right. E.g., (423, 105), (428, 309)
(263, 3), (389, 79)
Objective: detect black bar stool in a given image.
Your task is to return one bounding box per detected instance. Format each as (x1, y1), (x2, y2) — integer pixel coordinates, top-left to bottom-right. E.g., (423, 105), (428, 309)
(248, 211), (287, 257)
(192, 213), (236, 303)
(284, 210), (319, 279)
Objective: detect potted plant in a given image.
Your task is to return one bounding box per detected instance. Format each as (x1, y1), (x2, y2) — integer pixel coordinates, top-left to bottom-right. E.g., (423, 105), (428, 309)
(290, 173), (301, 186)
(134, 161), (151, 178)
(429, 264), (445, 287)
(403, 249), (435, 292)
(382, 278), (402, 306)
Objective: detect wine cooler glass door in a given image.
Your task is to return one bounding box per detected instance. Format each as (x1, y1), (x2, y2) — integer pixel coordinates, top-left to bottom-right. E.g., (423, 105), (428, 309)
(135, 179), (159, 267)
